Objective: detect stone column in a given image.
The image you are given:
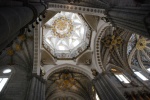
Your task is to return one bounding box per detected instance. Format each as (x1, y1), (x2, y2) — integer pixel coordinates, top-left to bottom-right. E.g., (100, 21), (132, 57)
(27, 75), (46, 100)
(107, 4), (150, 37)
(92, 73), (126, 100)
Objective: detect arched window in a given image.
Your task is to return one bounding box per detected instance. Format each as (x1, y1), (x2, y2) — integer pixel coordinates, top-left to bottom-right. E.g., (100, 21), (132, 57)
(111, 68), (130, 84)
(132, 69), (149, 81)
(0, 68), (12, 92)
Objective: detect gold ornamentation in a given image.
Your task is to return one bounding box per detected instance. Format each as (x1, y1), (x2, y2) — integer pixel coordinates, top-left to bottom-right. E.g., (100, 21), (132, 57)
(111, 68), (117, 72)
(136, 38), (146, 50)
(110, 68), (122, 74)
(7, 49), (14, 56)
(56, 73), (76, 90)
(18, 34), (26, 41)
(15, 44), (21, 51)
(51, 17), (73, 38)
(102, 35), (122, 50)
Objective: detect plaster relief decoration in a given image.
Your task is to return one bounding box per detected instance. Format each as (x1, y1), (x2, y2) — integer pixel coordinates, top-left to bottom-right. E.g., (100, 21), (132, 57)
(76, 51), (92, 65)
(46, 69), (94, 100)
(98, 27), (132, 72)
(102, 34), (123, 51)
(56, 72), (76, 90)
(128, 34), (150, 71)
(99, 27), (124, 69)
(43, 11), (91, 59)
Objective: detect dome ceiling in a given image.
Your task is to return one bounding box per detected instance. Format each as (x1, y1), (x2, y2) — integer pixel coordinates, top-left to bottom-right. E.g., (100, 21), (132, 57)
(43, 11), (91, 59)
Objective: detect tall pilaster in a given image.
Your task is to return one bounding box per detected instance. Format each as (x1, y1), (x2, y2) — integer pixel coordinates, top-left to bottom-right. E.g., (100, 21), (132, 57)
(92, 73), (126, 100)
(27, 75), (45, 100)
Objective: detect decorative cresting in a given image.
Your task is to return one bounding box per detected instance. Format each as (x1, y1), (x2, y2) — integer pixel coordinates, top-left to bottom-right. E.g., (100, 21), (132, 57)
(43, 11), (91, 59)
(102, 34), (122, 51)
(128, 34), (150, 72)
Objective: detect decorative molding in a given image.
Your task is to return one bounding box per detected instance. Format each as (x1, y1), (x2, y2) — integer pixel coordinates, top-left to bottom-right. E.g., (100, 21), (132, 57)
(48, 3), (105, 17)
(33, 24), (40, 73)
(44, 64), (93, 80)
(95, 25), (110, 72)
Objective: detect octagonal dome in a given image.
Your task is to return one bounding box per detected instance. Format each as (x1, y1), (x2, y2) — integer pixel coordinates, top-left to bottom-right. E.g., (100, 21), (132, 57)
(43, 11), (91, 59)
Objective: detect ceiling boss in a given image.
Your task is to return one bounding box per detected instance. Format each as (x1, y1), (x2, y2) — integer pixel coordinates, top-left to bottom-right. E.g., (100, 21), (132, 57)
(51, 17), (73, 38)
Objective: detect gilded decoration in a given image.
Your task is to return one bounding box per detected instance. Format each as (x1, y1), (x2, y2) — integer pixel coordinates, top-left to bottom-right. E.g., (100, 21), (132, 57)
(15, 44), (22, 51)
(56, 73), (76, 90)
(136, 38), (146, 50)
(18, 34), (26, 41)
(102, 35), (122, 50)
(7, 49), (14, 56)
(51, 17), (73, 38)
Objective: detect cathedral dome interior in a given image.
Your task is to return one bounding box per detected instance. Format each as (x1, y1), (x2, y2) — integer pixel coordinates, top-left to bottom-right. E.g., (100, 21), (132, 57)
(0, 0), (150, 100)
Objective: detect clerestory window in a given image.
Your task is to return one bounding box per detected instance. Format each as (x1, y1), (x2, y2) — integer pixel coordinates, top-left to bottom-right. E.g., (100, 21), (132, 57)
(114, 74), (130, 83)
(0, 68), (12, 92)
(111, 68), (130, 84)
(133, 70), (149, 81)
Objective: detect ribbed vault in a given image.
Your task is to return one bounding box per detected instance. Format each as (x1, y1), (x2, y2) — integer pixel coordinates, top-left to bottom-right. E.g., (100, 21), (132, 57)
(46, 69), (94, 100)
